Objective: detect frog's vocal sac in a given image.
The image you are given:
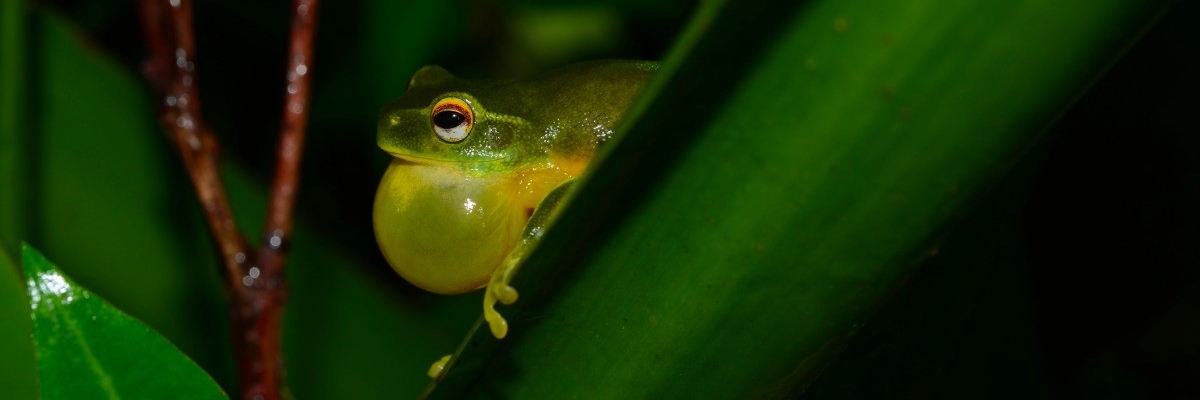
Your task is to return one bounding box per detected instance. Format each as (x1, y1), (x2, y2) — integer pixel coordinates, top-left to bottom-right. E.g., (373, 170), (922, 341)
(373, 60), (657, 338)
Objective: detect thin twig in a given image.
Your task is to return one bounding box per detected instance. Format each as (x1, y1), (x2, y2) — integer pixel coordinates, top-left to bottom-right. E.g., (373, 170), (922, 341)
(260, 0), (318, 275)
(137, 0), (248, 288)
(238, 0), (319, 398)
(135, 0), (170, 91)
(136, 0), (319, 399)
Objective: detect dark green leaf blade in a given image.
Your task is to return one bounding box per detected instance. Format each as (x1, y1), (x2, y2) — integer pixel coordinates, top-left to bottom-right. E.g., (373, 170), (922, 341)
(0, 245), (35, 400)
(0, 0), (29, 251)
(32, 9), (234, 386)
(429, 0), (1169, 398)
(22, 243), (227, 400)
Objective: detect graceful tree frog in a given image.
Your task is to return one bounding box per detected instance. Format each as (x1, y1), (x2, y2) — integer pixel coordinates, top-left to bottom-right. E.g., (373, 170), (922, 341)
(373, 60), (657, 339)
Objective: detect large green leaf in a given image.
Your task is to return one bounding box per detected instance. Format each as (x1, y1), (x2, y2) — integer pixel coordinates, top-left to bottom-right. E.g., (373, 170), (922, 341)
(427, 0), (1169, 398)
(801, 150), (1050, 398)
(1, 0), (38, 397)
(0, 0), (28, 251)
(0, 245), (35, 400)
(22, 243), (227, 399)
(19, 9), (237, 387)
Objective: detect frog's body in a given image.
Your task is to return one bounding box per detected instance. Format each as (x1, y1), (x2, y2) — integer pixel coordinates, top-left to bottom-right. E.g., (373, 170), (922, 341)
(374, 60), (656, 338)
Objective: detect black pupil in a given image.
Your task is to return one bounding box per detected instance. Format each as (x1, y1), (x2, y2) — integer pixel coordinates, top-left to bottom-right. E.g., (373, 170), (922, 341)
(433, 110), (465, 129)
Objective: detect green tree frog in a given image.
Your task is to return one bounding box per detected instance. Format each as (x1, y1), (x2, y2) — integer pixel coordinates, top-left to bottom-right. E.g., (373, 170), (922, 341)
(373, 60), (657, 339)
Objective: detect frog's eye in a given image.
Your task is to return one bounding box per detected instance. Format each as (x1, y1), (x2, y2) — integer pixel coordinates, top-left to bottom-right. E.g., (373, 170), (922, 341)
(431, 97), (473, 143)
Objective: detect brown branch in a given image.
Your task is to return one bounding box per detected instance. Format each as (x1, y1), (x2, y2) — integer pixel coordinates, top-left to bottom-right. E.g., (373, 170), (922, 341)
(137, 0), (320, 399)
(260, 0), (318, 275)
(239, 1), (319, 399)
(137, 0), (247, 288)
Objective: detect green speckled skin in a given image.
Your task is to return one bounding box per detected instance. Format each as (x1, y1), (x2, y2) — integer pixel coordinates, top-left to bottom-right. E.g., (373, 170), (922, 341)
(378, 60), (658, 167)
(374, 60), (656, 297)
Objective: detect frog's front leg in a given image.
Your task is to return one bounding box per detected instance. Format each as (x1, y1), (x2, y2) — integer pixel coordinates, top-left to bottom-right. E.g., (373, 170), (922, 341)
(484, 180), (575, 339)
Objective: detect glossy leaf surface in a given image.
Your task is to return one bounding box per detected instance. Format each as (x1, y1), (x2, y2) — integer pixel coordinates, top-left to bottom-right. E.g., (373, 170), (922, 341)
(427, 0), (1170, 398)
(22, 244), (227, 399)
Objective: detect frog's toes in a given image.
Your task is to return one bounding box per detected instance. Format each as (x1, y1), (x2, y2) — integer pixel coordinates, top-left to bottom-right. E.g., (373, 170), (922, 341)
(427, 354), (452, 379)
(493, 282), (519, 305)
(482, 251), (523, 338)
(484, 303), (509, 339)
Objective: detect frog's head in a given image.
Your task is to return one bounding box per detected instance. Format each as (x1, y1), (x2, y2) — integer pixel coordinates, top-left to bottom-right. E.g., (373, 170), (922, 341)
(377, 66), (529, 165)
